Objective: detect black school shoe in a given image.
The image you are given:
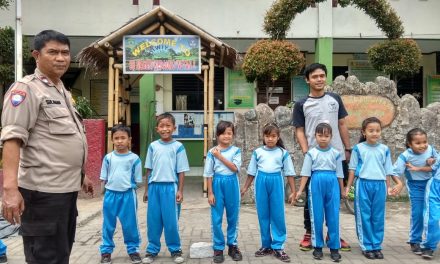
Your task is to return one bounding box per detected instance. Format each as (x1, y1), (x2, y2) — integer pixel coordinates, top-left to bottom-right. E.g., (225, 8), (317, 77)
(273, 250), (291, 263)
(100, 253), (111, 264)
(421, 249), (434, 259)
(313, 247), (324, 260)
(228, 245), (243, 261)
(255, 247), (273, 257)
(213, 250), (224, 263)
(374, 250), (384, 259)
(410, 243), (423, 255)
(330, 249), (342, 262)
(363, 250), (375, 259)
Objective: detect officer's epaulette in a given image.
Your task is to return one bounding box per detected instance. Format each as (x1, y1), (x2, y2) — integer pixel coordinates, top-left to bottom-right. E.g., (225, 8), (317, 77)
(18, 74), (36, 84)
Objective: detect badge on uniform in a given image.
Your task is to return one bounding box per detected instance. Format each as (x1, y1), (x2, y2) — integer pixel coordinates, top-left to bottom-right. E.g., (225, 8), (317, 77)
(10, 90), (27, 107)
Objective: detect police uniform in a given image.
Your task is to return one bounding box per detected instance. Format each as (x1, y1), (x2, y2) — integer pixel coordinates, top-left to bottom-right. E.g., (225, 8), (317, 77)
(0, 68), (87, 264)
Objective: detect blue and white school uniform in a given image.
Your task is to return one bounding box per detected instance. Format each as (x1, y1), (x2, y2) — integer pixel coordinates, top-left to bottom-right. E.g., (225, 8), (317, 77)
(394, 145), (437, 244)
(247, 146), (295, 250)
(0, 240), (6, 256)
(145, 139), (190, 255)
(349, 142), (395, 252)
(99, 151), (143, 255)
(203, 146), (242, 251)
(422, 161), (440, 251)
(300, 146), (344, 250)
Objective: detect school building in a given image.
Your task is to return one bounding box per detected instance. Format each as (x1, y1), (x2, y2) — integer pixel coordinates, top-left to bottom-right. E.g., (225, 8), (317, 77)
(1, 0), (439, 173)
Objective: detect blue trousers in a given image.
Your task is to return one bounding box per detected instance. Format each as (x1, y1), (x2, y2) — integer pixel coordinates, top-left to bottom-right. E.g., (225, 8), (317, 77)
(354, 179), (387, 251)
(255, 171), (286, 250)
(406, 180), (429, 244)
(211, 173), (240, 250)
(147, 182), (181, 254)
(422, 178), (440, 251)
(0, 239), (6, 255)
(309, 171), (341, 249)
(100, 189), (140, 254)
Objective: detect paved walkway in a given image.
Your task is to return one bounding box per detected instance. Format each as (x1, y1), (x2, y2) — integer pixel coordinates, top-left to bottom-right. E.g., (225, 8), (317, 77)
(2, 178), (436, 263)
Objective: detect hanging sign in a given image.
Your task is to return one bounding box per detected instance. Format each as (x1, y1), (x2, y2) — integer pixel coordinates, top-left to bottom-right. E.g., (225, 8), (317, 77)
(123, 35), (201, 74)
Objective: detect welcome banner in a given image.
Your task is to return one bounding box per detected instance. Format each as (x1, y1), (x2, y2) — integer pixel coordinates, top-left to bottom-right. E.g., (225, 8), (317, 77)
(123, 35), (201, 74)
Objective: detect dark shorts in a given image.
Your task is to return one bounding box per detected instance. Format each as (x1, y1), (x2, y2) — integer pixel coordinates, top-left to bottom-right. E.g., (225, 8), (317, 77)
(19, 188), (78, 264)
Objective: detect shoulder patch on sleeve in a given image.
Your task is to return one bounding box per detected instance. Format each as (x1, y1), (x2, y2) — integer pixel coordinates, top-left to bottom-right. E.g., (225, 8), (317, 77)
(10, 90), (27, 107)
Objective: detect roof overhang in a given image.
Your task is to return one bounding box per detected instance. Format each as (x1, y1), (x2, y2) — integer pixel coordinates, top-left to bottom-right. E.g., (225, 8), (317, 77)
(77, 6), (239, 73)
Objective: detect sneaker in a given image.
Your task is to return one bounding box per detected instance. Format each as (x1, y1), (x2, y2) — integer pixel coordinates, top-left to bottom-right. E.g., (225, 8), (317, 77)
(273, 250), (291, 263)
(313, 248), (323, 260)
(129, 253), (142, 264)
(421, 249), (434, 259)
(0, 254), (8, 264)
(362, 250), (375, 259)
(255, 247), (273, 257)
(300, 233), (313, 251)
(374, 250), (384, 259)
(340, 238), (351, 251)
(228, 245), (243, 261)
(100, 253), (111, 264)
(330, 249), (341, 262)
(410, 243), (422, 255)
(213, 250), (224, 263)
(171, 250), (185, 264)
(142, 252), (156, 264)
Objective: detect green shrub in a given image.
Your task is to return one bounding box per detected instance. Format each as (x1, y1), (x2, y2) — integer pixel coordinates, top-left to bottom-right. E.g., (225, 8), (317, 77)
(73, 96), (97, 119)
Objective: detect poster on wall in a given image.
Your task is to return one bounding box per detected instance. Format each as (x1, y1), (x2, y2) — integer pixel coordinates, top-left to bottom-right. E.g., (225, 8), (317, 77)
(348, 60), (388, 83)
(171, 111), (234, 140)
(227, 69), (255, 108)
(123, 35), (201, 74)
(427, 75), (440, 105)
(291, 76), (309, 102)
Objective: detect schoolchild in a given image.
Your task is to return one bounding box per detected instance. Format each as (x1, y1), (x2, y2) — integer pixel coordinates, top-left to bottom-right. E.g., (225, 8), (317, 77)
(296, 123), (344, 262)
(203, 120), (242, 263)
(346, 117), (403, 260)
(421, 148), (440, 258)
(241, 123), (296, 263)
(99, 124), (143, 264)
(394, 128), (437, 255)
(142, 113), (190, 264)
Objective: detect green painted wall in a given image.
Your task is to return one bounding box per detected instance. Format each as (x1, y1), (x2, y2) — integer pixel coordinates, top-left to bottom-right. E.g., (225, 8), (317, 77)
(315, 37), (333, 83)
(139, 75), (156, 168)
(180, 140), (204, 166)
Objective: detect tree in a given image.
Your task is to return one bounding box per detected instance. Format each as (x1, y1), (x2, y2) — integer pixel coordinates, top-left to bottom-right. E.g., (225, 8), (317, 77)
(0, 0), (12, 9)
(242, 40), (305, 103)
(0, 26), (31, 111)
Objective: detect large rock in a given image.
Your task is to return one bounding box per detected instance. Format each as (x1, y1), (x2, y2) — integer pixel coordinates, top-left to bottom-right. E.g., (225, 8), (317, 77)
(189, 242), (212, 258)
(274, 106), (293, 128)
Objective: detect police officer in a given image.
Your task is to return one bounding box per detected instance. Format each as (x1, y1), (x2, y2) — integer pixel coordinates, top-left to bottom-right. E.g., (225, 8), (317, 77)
(1, 30), (94, 264)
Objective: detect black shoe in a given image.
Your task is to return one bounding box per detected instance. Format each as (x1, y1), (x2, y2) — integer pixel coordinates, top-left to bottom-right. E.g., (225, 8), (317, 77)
(410, 243), (422, 255)
(228, 245), (243, 261)
(100, 253), (111, 264)
(213, 250), (224, 263)
(171, 250), (185, 264)
(255, 247), (273, 257)
(273, 250), (291, 263)
(421, 249), (434, 259)
(374, 250), (384, 259)
(363, 250), (375, 259)
(313, 248), (324, 260)
(0, 254), (8, 264)
(129, 252), (142, 264)
(330, 249), (341, 262)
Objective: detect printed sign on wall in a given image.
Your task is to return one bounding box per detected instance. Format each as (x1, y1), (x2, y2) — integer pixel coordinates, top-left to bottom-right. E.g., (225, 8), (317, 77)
(123, 35), (201, 74)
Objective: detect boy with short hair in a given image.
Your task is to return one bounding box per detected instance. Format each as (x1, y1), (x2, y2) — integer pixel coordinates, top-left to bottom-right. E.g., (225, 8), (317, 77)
(99, 124), (143, 264)
(143, 113), (190, 264)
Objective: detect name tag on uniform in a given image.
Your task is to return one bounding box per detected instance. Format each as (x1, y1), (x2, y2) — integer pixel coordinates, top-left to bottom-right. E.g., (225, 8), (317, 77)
(46, 99), (62, 105)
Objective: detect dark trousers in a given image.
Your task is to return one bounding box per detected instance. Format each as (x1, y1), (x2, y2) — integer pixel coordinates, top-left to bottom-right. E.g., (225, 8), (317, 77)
(19, 188), (78, 264)
(304, 161), (348, 232)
